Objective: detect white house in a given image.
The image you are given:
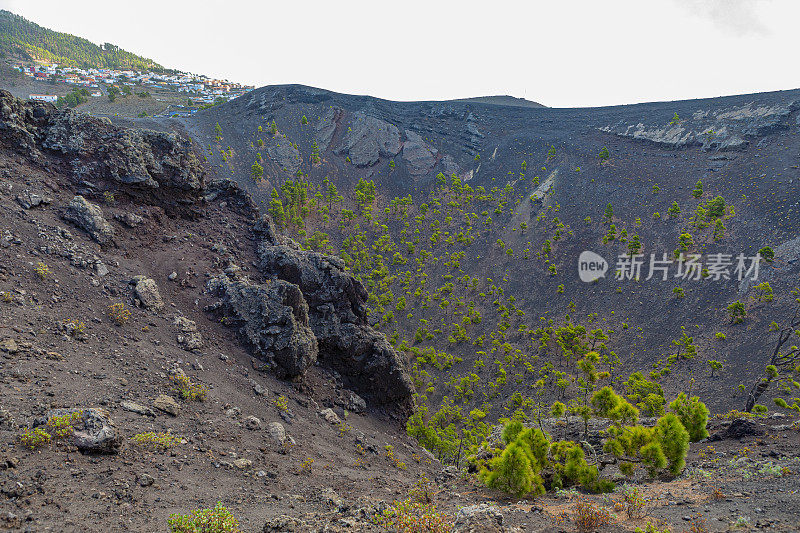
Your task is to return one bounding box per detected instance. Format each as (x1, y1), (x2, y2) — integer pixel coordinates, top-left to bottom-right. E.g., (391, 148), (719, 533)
(29, 94), (58, 103)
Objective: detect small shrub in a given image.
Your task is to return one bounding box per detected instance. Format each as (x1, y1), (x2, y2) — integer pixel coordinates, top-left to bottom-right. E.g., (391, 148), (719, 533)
(103, 191), (115, 204)
(374, 498), (453, 533)
(19, 427), (52, 449)
(108, 303), (131, 326)
(299, 457), (314, 475)
(168, 502), (240, 533)
(171, 374), (208, 401)
(573, 500), (613, 533)
(727, 301), (746, 324)
(621, 485), (646, 518)
(409, 476), (436, 504)
(63, 319), (86, 338)
(636, 522), (672, 533)
(0, 291), (12, 303)
(34, 261), (50, 280)
(273, 395), (288, 411)
(386, 445), (407, 470)
(687, 515), (709, 533)
(132, 431), (181, 450)
(46, 411), (83, 439)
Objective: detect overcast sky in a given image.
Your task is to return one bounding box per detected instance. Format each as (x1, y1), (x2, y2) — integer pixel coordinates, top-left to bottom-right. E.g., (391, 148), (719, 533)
(2, 0), (798, 107)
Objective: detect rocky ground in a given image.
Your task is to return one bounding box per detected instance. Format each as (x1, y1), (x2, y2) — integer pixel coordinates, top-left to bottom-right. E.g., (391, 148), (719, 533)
(1, 90), (800, 533)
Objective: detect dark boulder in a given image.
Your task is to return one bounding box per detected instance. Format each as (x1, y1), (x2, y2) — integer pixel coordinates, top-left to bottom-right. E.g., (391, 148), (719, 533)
(709, 418), (764, 442)
(207, 275), (318, 378)
(256, 237), (414, 409)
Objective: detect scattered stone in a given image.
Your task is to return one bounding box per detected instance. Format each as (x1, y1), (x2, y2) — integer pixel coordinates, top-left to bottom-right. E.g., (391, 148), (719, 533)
(16, 190), (51, 209)
(62, 195), (114, 244)
(132, 276), (164, 311)
(168, 271), (178, 281)
(94, 261), (109, 277)
(245, 415), (262, 430)
(174, 316), (203, 351)
(114, 212), (144, 228)
(233, 458), (252, 469)
(337, 390), (367, 414)
(262, 515), (307, 532)
(253, 383), (269, 397)
(120, 401), (155, 417)
(0, 408), (15, 427)
(709, 418), (764, 441)
(267, 421), (286, 443)
(454, 504), (505, 533)
(319, 408), (341, 425)
(137, 473), (155, 487)
(320, 487), (344, 510)
(153, 394), (180, 416)
(0, 338), (19, 353)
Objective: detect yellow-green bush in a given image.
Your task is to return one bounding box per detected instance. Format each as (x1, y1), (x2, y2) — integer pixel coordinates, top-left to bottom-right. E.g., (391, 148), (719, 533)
(131, 432), (181, 450)
(19, 427), (52, 449)
(374, 498), (453, 533)
(168, 502), (240, 533)
(171, 374), (208, 401)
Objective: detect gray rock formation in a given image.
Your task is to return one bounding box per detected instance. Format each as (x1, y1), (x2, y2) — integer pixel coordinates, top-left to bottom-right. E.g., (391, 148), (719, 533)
(402, 130), (437, 176)
(42, 109), (205, 191)
(600, 100), (800, 151)
(153, 394), (180, 416)
(315, 106), (343, 152)
(206, 274), (318, 378)
(62, 195), (115, 245)
(454, 504), (506, 533)
(336, 111), (401, 167)
(16, 190), (51, 209)
(174, 316), (203, 351)
(256, 231), (414, 408)
(0, 90), (208, 214)
(33, 408), (122, 454)
(132, 276), (164, 311)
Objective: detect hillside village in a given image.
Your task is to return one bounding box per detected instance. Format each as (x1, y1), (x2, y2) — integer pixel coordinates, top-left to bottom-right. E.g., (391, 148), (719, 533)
(14, 61), (254, 105)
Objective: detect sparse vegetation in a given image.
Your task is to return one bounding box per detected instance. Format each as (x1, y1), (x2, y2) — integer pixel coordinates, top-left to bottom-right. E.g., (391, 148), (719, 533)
(168, 502), (240, 533)
(108, 302), (131, 326)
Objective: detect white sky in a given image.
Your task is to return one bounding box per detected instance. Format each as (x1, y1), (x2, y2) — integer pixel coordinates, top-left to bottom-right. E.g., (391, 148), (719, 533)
(2, 0), (798, 107)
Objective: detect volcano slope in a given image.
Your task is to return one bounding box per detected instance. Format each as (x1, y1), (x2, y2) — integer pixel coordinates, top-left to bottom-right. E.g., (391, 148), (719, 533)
(185, 85), (800, 415)
(1, 86), (800, 533)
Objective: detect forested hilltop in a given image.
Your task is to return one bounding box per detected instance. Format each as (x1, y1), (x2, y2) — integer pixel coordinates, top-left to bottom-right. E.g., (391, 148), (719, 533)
(0, 9), (166, 71)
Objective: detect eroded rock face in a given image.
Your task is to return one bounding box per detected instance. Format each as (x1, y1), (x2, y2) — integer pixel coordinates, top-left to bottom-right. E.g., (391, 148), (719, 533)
(402, 130), (437, 176)
(62, 195), (115, 245)
(33, 408), (121, 454)
(0, 90), (208, 213)
(336, 112), (401, 167)
(43, 109), (205, 192)
(599, 100), (800, 151)
(315, 106), (343, 152)
(207, 274), (318, 378)
(256, 232), (414, 409)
